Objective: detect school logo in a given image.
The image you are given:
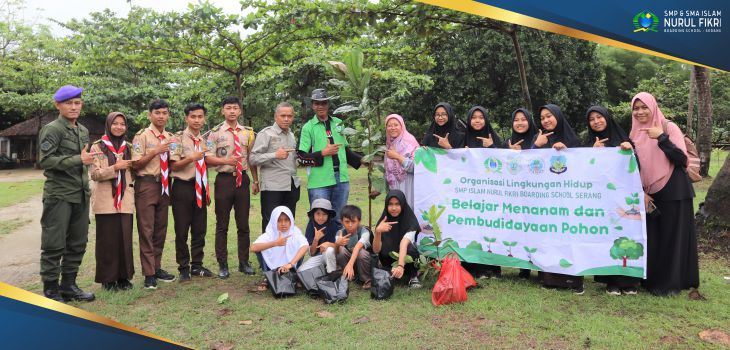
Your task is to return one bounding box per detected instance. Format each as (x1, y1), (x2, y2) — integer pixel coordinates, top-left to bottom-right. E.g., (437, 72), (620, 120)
(633, 10), (659, 32)
(132, 142), (141, 154)
(169, 142), (178, 152)
(549, 155), (567, 174)
(484, 157), (502, 173)
(506, 156), (522, 175)
(527, 158), (544, 175)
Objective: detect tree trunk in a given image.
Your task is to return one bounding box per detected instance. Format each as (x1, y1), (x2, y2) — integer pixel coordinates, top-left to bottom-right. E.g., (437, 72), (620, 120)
(508, 25), (532, 113)
(696, 155), (730, 252)
(235, 73), (250, 126)
(687, 68), (696, 138)
(694, 66), (713, 177)
(622, 257), (627, 267)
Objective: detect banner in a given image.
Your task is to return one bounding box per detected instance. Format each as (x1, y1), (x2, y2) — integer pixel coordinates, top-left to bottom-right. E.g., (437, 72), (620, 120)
(414, 147), (647, 278)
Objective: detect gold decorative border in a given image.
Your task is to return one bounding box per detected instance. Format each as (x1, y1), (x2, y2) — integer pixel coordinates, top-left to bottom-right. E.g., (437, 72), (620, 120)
(0, 282), (190, 349)
(417, 0), (726, 72)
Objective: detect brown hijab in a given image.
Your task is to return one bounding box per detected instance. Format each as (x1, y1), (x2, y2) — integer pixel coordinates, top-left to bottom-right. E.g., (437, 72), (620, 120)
(100, 112), (131, 202)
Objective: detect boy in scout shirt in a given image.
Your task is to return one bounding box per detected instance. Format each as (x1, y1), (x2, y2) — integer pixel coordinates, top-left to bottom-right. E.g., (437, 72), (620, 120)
(38, 85), (95, 302)
(170, 103), (214, 281)
(205, 96), (259, 278)
(131, 99), (178, 289)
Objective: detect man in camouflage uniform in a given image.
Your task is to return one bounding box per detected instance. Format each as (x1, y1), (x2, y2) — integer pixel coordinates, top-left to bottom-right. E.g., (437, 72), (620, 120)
(38, 85), (96, 302)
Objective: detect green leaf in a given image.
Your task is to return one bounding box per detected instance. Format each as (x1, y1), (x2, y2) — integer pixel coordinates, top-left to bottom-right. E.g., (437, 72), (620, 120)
(217, 292), (229, 304)
(614, 226), (623, 231)
(607, 183), (616, 190)
(628, 155), (638, 173)
(559, 259), (573, 268)
(618, 148), (634, 156)
(589, 158), (596, 165)
(341, 127), (358, 136)
(443, 178), (451, 184)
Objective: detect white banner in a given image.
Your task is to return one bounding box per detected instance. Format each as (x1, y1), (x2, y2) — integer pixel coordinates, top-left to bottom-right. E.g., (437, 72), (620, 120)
(413, 147), (647, 278)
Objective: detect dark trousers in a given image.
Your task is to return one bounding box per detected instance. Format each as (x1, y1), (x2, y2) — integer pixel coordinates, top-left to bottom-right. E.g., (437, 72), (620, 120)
(135, 180), (170, 277)
(336, 248), (372, 283)
(95, 213), (134, 283)
(259, 179), (300, 233)
(214, 173), (250, 264)
(40, 197), (89, 282)
(172, 179), (207, 272)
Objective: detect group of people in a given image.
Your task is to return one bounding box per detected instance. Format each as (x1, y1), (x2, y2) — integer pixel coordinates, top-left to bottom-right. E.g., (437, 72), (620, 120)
(37, 82), (698, 304)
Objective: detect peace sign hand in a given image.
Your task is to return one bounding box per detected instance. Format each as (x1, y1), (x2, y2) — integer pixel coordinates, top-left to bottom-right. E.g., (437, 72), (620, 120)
(640, 121), (663, 139)
(507, 139), (524, 150)
(533, 130), (554, 148)
(434, 133), (452, 149)
(476, 135), (493, 148)
(376, 221), (398, 234)
(313, 226), (325, 242)
(593, 137), (609, 148)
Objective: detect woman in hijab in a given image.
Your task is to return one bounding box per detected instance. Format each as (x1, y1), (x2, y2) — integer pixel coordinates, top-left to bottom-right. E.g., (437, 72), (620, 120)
(532, 104), (581, 150)
(503, 108), (538, 150)
(89, 112), (134, 291)
(422, 102), (465, 149)
(384, 114), (420, 207)
(465, 106), (501, 149)
(584, 106), (641, 295)
(630, 92), (699, 297)
(298, 198), (343, 275)
(372, 190), (422, 288)
(251, 206), (309, 289)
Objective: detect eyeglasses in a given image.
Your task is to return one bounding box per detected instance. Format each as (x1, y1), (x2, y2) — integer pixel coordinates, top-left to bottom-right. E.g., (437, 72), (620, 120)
(435, 113), (448, 118)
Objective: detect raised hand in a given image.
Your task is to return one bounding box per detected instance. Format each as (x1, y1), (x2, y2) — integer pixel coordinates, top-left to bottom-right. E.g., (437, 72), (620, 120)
(154, 140), (170, 155)
(335, 233), (352, 246)
(80, 145), (100, 165)
(434, 133), (452, 149)
(274, 234), (291, 247)
(507, 139), (524, 150)
(593, 137), (609, 148)
(640, 121), (663, 139)
(275, 147), (295, 159)
(313, 226), (325, 242)
(376, 221), (397, 234)
(533, 130), (554, 148)
(477, 135), (494, 148)
(321, 138), (341, 156)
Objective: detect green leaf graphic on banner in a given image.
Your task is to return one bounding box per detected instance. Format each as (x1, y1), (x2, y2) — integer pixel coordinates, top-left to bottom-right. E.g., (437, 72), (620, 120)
(589, 158), (596, 165)
(443, 178), (452, 184)
(607, 183), (616, 190)
(618, 149), (633, 156)
(461, 156), (467, 162)
(559, 259), (573, 268)
(614, 226), (623, 231)
(466, 241), (483, 250)
(414, 147), (445, 174)
(628, 155), (638, 173)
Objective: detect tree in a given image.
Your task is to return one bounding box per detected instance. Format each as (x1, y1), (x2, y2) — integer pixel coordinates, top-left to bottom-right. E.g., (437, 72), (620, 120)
(696, 156), (730, 251)
(694, 66), (713, 177)
(609, 237), (644, 267)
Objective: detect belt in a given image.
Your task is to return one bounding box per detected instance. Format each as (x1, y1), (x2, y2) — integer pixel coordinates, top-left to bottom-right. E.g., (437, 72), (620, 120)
(173, 178), (195, 183)
(217, 171), (246, 177)
(136, 175), (161, 183)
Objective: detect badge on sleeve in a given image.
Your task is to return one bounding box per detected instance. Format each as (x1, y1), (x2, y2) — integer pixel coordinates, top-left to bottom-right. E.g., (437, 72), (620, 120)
(206, 140), (215, 150)
(133, 142), (142, 154)
(40, 141), (53, 152)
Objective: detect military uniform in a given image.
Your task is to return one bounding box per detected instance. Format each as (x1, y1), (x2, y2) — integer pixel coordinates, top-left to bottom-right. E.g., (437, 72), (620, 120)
(131, 126), (174, 278)
(170, 128), (211, 274)
(38, 115), (91, 284)
(206, 123), (255, 272)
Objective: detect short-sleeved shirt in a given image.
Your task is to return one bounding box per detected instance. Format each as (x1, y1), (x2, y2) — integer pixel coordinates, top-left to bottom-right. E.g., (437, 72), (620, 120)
(249, 123), (300, 191)
(206, 122), (255, 173)
(38, 115), (90, 203)
(170, 128), (210, 181)
(298, 115), (349, 188)
(131, 126), (174, 177)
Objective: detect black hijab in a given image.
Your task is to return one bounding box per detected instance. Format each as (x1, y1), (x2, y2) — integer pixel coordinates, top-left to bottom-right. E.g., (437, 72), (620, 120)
(503, 108), (538, 149)
(465, 106), (501, 148)
(533, 104), (580, 148)
(422, 102), (465, 149)
(101, 112), (131, 200)
(372, 190), (420, 255)
(585, 106), (630, 147)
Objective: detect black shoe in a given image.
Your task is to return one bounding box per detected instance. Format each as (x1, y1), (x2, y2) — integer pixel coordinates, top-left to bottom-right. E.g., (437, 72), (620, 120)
(191, 266), (214, 278)
(179, 269), (191, 282)
(102, 282), (119, 292)
(60, 273), (95, 302)
(218, 263), (230, 279)
(144, 276), (157, 290)
(117, 279), (134, 290)
(572, 285), (585, 295)
(43, 280), (63, 302)
(621, 287), (638, 295)
(606, 286), (621, 296)
(518, 269), (531, 279)
(239, 262), (255, 275)
(154, 269), (176, 283)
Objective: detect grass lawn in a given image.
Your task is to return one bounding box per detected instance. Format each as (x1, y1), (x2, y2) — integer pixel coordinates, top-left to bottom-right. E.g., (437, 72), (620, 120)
(0, 179), (44, 208)
(12, 151), (730, 349)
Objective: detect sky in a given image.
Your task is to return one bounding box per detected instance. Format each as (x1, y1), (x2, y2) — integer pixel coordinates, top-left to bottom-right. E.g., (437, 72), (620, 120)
(17, 0), (247, 35)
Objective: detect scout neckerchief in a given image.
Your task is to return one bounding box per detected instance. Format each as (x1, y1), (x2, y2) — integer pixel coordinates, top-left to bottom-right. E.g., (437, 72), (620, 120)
(228, 126), (243, 187)
(100, 134), (127, 211)
(157, 133), (170, 196)
(191, 135), (210, 207)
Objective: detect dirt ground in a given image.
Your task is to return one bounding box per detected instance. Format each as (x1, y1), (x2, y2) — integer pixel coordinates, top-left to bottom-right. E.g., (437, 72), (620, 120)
(0, 167), (45, 182)
(0, 193), (42, 286)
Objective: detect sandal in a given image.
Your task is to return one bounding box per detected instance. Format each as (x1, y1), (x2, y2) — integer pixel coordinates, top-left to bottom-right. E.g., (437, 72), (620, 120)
(362, 280), (372, 290)
(256, 279), (268, 292)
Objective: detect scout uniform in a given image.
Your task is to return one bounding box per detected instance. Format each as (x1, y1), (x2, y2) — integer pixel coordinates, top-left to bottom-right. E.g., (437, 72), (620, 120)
(206, 123), (255, 276)
(249, 122), (300, 234)
(170, 128), (212, 276)
(131, 126), (175, 281)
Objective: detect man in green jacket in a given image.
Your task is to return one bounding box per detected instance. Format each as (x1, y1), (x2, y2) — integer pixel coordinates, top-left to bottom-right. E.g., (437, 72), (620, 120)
(38, 85), (96, 302)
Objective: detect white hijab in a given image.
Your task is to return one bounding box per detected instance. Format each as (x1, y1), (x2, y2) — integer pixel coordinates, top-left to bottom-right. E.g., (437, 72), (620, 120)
(254, 206), (309, 269)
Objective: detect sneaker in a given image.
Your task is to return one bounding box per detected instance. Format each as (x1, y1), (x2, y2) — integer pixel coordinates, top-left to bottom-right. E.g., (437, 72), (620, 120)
(117, 279), (133, 290)
(144, 276), (157, 290)
(219, 263), (230, 279)
(621, 287), (638, 295)
(191, 266), (214, 278)
(155, 269), (177, 283)
(606, 286), (621, 296)
(102, 282), (119, 291)
(572, 286), (585, 295)
(179, 269), (191, 282)
(239, 262), (255, 276)
(408, 276), (422, 289)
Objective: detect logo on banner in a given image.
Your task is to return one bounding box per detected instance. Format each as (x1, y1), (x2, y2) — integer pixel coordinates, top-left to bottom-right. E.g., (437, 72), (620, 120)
(484, 157), (502, 173)
(527, 158), (544, 174)
(506, 156), (523, 175)
(549, 155), (568, 174)
(633, 10), (659, 32)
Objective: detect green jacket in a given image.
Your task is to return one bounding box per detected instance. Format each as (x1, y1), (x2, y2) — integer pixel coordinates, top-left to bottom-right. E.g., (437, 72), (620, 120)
(38, 115), (90, 203)
(298, 115), (349, 188)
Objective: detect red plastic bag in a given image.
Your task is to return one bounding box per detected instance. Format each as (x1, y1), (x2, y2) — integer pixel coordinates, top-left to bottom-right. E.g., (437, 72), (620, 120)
(432, 253), (475, 306)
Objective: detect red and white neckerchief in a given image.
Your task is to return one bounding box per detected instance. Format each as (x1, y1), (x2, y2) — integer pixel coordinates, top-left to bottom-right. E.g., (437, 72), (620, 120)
(100, 135), (127, 211)
(158, 133), (169, 196)
(228, 127), (243, 187)
(192, 135), (210, 207)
